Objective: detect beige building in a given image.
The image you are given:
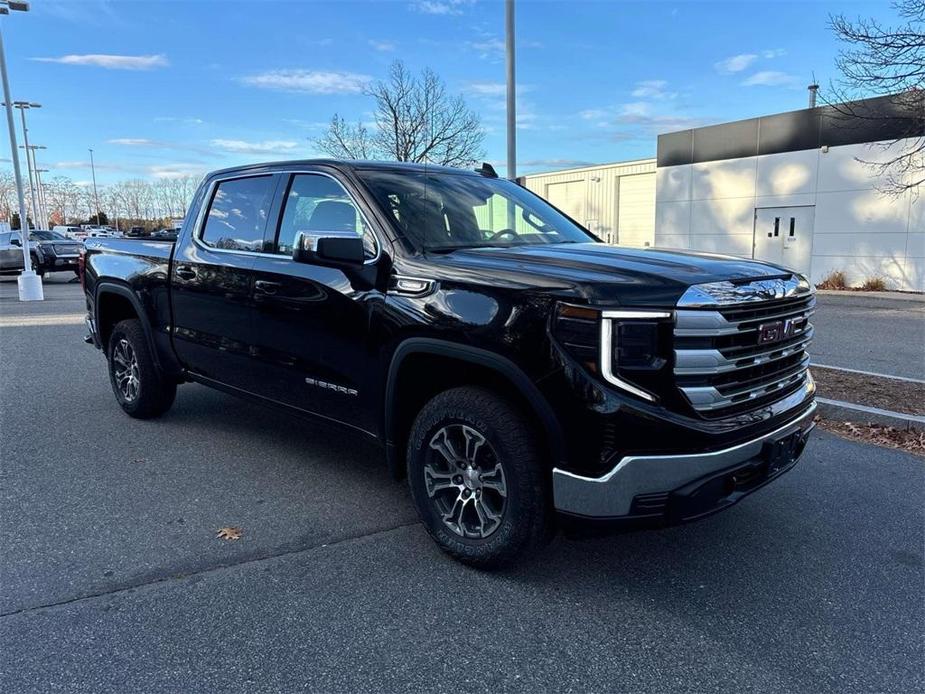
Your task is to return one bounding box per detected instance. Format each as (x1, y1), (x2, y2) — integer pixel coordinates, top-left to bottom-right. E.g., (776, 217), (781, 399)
(519, 159), (656, 247)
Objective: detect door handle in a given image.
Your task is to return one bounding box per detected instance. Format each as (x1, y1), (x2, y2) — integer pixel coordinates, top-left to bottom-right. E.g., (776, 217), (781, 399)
(175, 265), (196, 280)
(255, 280), (281, 296)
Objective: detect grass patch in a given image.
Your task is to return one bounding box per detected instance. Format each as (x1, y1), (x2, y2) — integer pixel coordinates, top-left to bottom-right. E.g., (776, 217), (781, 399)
(859, 276), (888, 291)
(816, 270), (848, 290)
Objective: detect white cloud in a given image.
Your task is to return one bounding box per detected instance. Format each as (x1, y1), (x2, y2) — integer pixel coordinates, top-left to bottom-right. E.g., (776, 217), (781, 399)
(108, 138), (154, 146)
(210, 139), (301, 155)
(463, 82), (532, 99)
(410, 0), (474, 15)
(32, 53), (168, 70)
(154, 116), (205, 125)
(468, 37), (505, 60)
(741, 70), (800, 87)
(240, 69), (371, 94)
(714, 53), (757, 74)
(148, 164), (205, 179)
(763, 48), (787, 58)
(368, 39), (396, 52)
(630, 80), (676, 100)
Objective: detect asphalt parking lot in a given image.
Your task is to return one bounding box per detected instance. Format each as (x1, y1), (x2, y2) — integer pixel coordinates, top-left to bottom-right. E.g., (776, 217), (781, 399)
(810, 291), (925, 379)
(1, 276), (923, 693)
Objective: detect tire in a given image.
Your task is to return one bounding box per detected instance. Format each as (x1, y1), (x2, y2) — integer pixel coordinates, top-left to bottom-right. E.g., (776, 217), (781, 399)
(30, 255), (44, 277)
(107, 319), (176, 419)
(406, 386), (552, 568)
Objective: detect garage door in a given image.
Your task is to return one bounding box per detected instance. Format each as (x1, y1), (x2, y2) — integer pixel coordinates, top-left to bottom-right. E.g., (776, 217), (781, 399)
(617, 174), (655, 247)
(545, 180), (586, 225)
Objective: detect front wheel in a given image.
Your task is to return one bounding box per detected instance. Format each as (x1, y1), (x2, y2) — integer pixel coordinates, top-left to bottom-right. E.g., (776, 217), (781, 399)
(107, 319), (176, 419)
(406, 386), (552, 568)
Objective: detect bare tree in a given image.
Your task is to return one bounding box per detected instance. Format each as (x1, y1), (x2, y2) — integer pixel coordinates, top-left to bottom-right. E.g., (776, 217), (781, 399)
(829, 0), (925, 193)
(316, 115), (376, 160)
(316, 61), (485, 167)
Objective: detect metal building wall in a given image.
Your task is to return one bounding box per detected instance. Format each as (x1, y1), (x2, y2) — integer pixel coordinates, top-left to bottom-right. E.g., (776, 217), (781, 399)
(520, 159), (657, 246)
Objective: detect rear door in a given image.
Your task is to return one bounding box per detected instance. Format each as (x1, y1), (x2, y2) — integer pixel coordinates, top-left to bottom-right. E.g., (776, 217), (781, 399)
(753, 206), (814, 275)
(170, 173), (283, 391)
(247, 171), (384, 433)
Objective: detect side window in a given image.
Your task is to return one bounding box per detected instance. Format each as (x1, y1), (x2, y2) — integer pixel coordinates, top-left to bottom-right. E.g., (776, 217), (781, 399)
(275, 174), (377, 259)
(200, 176), (275, 252)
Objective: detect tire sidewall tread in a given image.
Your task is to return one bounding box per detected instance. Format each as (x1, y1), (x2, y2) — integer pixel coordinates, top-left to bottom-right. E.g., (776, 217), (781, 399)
(107, 319), (176, 419)
(406, 386), (551, 568)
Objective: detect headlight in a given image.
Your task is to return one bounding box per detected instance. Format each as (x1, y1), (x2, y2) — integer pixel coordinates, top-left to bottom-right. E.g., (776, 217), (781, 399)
(553, 304), (673, 402)
(600, 311), (672, 402)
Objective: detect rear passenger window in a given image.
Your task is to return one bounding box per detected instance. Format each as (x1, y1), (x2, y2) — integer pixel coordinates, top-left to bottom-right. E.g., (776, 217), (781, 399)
(275, 174), (377, 259)
(200, 176), (275, 252)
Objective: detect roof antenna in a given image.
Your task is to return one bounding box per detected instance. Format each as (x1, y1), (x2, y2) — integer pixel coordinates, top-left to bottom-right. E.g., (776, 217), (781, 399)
(475, 162), (498, 178)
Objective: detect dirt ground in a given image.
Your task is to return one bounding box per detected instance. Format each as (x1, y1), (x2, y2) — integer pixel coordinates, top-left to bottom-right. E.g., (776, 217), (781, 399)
(812, 366), (925, 416)
(817, 418), (925, 457)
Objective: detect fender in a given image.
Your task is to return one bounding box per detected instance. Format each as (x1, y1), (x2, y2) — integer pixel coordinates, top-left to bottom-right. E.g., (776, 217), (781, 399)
(94, 281), (165, 371)
(383, 337), (567, 476)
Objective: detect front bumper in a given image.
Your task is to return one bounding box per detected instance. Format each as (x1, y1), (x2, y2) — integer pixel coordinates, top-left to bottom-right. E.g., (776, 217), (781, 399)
(552, 402), (816, 520)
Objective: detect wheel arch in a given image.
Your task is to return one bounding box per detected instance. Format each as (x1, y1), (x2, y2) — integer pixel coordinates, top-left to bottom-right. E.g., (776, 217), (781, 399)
(94, 282), (161, 369)
(383, 338), (566, 479)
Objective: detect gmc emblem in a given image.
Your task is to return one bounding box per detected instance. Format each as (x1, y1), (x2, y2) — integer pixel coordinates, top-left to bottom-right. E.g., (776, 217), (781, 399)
(757, 317), (805, 345)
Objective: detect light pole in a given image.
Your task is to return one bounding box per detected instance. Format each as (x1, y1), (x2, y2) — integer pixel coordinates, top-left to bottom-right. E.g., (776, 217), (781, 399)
(21, 143), (46, 227)
(0, 0), (42, 301)
(13, 101), (39, 227)
(35, 166), (49, 229)
(505, 0), (516, 182)
(88, 147), (101, 225)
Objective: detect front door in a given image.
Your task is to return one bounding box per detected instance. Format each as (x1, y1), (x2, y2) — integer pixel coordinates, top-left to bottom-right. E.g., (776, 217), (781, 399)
(753, 206), (814, 275)
(170, 173), (282, 391)
(248, 171), (384, 434)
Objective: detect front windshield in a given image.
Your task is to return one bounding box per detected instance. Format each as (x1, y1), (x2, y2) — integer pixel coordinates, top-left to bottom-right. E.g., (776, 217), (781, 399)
(358, 170), (597, 252)
(30, 231), (66, 241)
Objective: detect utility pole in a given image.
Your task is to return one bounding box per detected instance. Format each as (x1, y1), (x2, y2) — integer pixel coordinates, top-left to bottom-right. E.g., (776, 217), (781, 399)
(0, 1), (43, 301)
(88, 147), (101, 225)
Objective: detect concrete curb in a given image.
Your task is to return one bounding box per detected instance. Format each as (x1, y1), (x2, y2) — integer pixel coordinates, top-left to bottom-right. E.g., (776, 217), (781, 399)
(816, 397), (925, 429)
(815, 289), (925, 302)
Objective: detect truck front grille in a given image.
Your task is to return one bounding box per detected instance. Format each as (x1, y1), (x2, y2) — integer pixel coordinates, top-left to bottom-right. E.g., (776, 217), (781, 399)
(673, 277), (815, 417)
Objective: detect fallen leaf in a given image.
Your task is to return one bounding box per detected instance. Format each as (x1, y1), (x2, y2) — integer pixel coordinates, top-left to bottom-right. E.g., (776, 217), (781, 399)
(216, 526), (242, 541)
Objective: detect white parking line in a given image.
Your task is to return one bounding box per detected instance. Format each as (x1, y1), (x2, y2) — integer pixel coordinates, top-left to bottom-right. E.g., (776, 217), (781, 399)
(816, 397), (925, 425)
(0, 314), (85, 327)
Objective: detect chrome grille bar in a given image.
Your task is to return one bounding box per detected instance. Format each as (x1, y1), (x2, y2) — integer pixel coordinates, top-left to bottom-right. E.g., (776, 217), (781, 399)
(674, 274), (814, 415)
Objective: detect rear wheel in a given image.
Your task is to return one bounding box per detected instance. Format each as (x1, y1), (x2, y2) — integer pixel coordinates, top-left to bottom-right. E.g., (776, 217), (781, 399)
(406, 386), (551, 568)
(107, 319), (176, 418)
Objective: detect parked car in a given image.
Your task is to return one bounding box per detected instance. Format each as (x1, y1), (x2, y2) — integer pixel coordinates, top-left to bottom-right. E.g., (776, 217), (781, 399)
(126, 226), (146, 238)
(150, 228), (178, 240)
(0, 230), (34, 273)
(27, 229), (83, 276)
(81, 160), (816, 566)
(54, 225), (88, 241)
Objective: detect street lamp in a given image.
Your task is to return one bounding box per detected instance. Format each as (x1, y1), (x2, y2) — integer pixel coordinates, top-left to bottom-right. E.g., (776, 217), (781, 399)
(88, 147), (101, 225)
(13, 101), (40, 229)
(0, 0), (43, 300)
(22, 144), (47, 228)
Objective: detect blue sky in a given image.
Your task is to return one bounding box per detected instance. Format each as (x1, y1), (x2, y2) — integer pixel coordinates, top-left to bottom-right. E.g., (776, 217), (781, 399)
(0, 0), (899, 184)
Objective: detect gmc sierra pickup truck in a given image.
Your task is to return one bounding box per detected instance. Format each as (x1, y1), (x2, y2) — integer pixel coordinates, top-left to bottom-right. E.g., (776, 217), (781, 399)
(82, 160), (816, 566)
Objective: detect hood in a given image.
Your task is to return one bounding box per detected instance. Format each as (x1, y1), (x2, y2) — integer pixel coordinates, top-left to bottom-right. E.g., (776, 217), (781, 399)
(423, 243), (796, 307)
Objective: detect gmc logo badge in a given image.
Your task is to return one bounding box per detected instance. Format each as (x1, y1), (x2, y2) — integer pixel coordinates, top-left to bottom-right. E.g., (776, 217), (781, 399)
(757, 317), (805, 345)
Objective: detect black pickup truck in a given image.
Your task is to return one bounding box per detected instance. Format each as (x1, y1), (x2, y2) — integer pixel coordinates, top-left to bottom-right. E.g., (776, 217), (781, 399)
(82, 160), (816, 566)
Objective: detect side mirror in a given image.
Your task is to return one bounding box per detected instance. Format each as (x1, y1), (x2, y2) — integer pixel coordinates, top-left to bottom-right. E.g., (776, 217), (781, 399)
(10, 237), (21, 246)
(293, 231), (366, 266)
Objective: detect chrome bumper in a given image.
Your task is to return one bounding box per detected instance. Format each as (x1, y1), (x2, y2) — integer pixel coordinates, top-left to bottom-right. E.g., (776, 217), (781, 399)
(552, 402), (816, 518)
